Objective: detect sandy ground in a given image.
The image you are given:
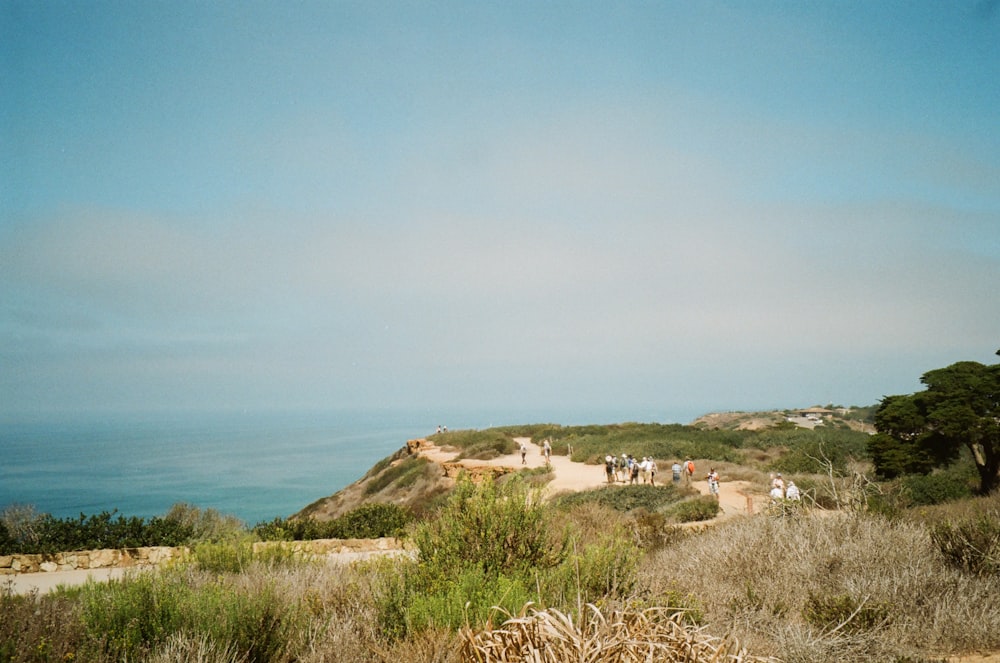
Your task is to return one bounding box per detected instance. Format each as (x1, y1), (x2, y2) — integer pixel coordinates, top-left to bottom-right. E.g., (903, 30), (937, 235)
(3, 567), (134, 596)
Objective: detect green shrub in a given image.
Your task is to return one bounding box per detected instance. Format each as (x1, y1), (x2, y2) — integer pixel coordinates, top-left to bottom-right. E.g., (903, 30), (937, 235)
(0, 507), (196, 555)
(375, 475), (573, 640)
(902, 468), (976, 506)
(192, 539), (257, 574)
(457, 438), (512, 460)
(542, 525), (640, 605)
(328, 502), (412, 539)
(668, 496), (720, 523)
(414, 475), (566, 581)
(163, 503), (244, 543)
(372, 475), (648, 641)
(78, 571), (305, 662)
(403, 567), (534, 633)
(552, 484), (687, 514)
(431, 429), (515, 454)
(254, 502), (413, 541)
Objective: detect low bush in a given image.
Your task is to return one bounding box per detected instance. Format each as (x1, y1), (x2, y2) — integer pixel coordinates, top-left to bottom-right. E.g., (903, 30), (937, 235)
(0, 508), (195, 555)
(931, 515), (1000, 576)
(328, 502), (412, 539)
(456, 438), (511, 460)
(255, 502), (413, 542)
(461, 604), (770, 663)
(803, 592), (893, 633)
(430, 428), (515, 455)
(163, 503), (245, 543)
(902, 467), (976, 506)
(631, 509), (689, 550)
(668, 496), (720, 523)
(413, 476), (566, 581)
(552, 484), (688, 514)
(0, 590), (87, 663)
(78, 569), (307, 662)
(192, 538), (256, 574)
(541, 525), (640, 605)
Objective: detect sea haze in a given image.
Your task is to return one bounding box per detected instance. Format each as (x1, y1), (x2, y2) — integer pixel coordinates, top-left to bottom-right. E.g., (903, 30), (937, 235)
(1, 406), (704, 524)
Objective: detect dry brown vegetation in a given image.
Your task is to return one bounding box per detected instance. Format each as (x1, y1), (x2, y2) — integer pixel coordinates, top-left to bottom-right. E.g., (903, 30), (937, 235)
(638, 508), (1000, 662)
(461, 603), (772, 662)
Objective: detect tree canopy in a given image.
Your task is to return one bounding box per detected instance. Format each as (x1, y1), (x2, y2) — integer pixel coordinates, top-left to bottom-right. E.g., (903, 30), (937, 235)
(870, 361), (1000, 494)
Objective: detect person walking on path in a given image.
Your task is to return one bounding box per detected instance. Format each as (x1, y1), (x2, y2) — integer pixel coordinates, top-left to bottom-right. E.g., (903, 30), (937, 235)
(672, 461), (682, 485)
(520, 441), (528, 465)
(707, 468), (720, 497)
(542, 438), (552, 464)
(684, 458), (695, 485)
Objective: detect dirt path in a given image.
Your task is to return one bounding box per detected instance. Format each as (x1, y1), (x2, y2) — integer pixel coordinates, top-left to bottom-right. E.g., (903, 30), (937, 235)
(419, 437), (610, 496)
(691, 477), (767, 517)
(419, 438), (768, 516)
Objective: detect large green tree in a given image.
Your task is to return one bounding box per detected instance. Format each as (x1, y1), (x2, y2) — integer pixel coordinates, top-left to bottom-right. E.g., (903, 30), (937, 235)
(870, 361), (1000, 494)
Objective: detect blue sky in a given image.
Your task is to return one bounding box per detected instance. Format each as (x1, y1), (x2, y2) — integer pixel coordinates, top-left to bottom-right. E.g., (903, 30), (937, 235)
(2, 1), (998, 422)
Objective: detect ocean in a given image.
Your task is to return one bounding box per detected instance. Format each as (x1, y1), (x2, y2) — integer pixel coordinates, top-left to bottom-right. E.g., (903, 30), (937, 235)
(0, 406), (702, 525)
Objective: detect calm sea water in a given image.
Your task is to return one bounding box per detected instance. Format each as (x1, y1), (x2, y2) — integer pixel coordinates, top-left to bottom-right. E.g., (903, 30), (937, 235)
(0, 406), (702, 525)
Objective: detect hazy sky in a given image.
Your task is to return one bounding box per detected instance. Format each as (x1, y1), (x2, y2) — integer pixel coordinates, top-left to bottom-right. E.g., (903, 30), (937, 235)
(2, 1), (998, 422)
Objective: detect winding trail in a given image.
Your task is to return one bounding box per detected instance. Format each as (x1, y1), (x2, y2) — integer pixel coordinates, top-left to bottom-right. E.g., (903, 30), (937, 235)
(420, 437), (767, 517)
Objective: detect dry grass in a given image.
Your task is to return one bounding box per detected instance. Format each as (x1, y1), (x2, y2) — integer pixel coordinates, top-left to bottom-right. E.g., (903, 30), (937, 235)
(903, 490), (1000, 528)
(461, 603), (774, 662)
(638, 511), (1000, 661)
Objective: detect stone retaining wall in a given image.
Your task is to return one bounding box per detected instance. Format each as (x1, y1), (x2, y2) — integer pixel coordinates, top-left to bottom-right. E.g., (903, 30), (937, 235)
(0, 546), (185, 574)
(0, 537), (409, 575)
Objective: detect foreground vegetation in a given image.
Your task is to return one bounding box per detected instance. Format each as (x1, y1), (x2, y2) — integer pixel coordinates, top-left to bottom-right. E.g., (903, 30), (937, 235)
(3, 472), (999, 662)
(3, 362), (999, 661)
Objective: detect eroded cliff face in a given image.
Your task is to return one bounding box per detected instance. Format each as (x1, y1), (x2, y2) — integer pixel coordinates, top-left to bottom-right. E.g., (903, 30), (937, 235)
(294, 438), (520, 522)
(294, 439), (515, 522)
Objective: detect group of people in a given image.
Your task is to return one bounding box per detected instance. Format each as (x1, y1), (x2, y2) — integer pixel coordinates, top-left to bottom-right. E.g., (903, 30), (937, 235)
(603, 454), (659, 485)
(769, 472), (801, 502)
(670, 458), (697, 485)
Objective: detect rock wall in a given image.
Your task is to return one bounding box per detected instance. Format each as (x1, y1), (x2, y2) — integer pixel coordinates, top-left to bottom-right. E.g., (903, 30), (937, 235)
(1, 537), (409, 575)
(0, 546), (185, 574)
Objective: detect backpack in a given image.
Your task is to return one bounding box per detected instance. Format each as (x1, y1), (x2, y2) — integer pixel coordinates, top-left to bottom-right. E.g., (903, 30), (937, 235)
(686, 460), (695, 475)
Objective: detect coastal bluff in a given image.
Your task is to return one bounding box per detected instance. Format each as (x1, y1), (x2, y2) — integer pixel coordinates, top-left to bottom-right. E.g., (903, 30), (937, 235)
(296, 438), (519, 522)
